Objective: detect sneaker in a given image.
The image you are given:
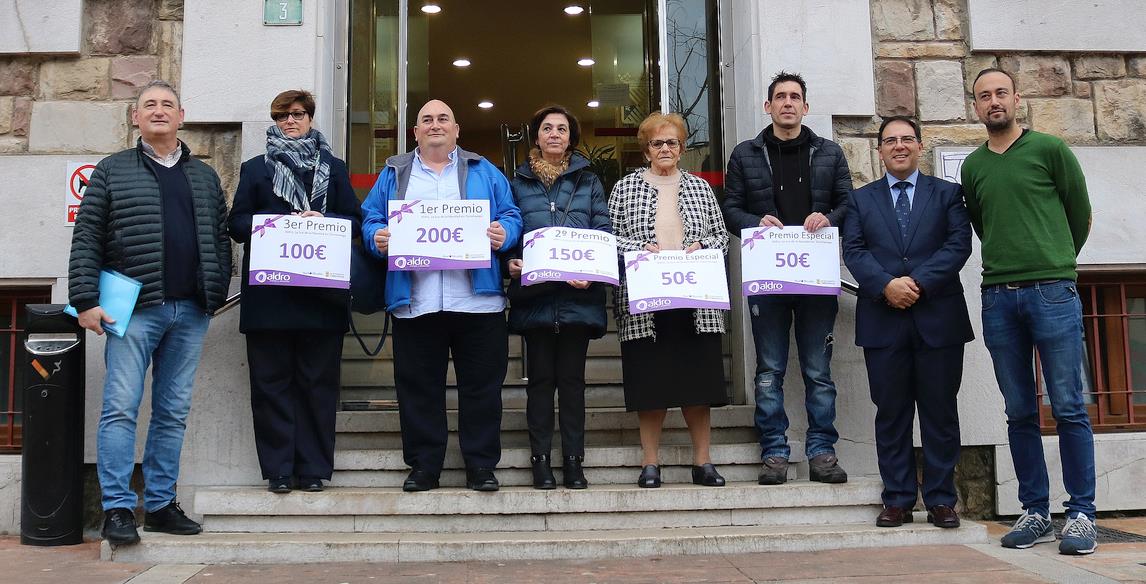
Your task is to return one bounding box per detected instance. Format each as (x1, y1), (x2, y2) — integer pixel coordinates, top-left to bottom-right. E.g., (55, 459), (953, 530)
(101, 508), (140, 546)
(143, 500), (202, 535)
(758, 456), (788, 485)
(1000, 509), (1055, 549)
(808, 453), (848, 483)
(1059, 513), (1098, 555)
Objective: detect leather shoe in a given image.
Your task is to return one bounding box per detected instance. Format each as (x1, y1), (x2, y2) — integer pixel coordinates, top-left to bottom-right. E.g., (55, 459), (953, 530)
(876, 506), (914, 527)
(465, 468), (500, 491)
(691, 463), (726, 487)
(927, 504), (960, 528)
(268, 476), (292, 493)
(144, 500), (202, 535)
(530, 454), (557, 490)
(299, 477), (324, 492)
(402, 469), (440, 492)
(562, 455), (588, 489)
(102, 508), (140, 546)
(637, 464), (661, 488)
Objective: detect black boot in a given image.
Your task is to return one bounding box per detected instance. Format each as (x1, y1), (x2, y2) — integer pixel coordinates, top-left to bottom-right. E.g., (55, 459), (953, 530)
(531, 454), (557, 490)
(562, 455), (588, 489)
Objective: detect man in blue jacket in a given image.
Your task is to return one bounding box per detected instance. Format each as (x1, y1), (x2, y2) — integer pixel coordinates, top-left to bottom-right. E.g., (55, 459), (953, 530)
(722, 71), (852, 485)
(361, 99), (522, 492)
(842, 116), (973, 529)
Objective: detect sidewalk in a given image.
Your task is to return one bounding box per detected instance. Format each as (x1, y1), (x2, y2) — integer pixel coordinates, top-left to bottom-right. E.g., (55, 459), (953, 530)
(3, 519), (1145, 584)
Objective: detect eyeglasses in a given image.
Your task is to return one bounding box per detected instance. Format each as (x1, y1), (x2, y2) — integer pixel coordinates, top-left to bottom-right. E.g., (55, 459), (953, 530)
(649, 139), (681, 149)
(272, 111), (308, 122)
(880, 136), (918, 147)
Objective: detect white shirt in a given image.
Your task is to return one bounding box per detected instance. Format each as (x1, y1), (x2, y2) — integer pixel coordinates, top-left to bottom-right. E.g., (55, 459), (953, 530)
(885, 169), (919, 209)
(391, 147), (506, 319)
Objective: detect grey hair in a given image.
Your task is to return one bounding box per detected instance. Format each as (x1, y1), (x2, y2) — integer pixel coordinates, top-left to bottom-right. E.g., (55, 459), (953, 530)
(135, 80), (181, 108)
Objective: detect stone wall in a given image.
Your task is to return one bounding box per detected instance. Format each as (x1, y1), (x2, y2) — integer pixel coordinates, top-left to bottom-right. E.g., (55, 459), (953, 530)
(0, 0), (241, 196)
(833, 0), (1146, 183)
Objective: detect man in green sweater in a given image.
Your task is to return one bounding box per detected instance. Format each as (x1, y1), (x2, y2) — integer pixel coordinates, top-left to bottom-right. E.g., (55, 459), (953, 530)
(962, 68), (1096, 556)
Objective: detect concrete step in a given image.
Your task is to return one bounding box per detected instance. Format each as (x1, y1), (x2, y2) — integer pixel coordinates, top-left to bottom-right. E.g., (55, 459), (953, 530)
(102, 520), (989, 564)
(342, 332), (626, 360)
(338, 385), (634, 408)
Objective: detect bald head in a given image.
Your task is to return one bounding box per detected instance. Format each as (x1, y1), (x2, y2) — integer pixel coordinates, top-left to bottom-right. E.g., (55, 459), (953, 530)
(414, 99), (460, 154)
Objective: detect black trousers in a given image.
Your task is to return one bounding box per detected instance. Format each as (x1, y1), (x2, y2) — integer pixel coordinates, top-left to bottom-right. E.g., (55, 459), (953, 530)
(523, 326), (592, 457)
(863, 326), (964, 509)
(246, 330), (343, 480)
(392, 311), (507, 474)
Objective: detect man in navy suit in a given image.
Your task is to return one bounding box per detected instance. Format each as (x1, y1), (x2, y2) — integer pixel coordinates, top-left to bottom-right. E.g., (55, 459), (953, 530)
(842, 116), (973, 529)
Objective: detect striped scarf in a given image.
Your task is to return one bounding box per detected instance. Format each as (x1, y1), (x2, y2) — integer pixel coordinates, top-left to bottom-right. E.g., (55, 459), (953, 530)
(265, 125), (332, 213)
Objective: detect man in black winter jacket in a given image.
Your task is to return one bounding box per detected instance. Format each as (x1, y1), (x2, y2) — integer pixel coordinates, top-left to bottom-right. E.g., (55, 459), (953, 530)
(68, 80), (231, 546)
(723, 71), (852, 486)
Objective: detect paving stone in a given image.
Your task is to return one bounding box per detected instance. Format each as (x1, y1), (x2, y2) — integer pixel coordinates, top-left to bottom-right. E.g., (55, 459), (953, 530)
(997, 55), (1071, 97)
(876, 41), (965, 59)
(0, 136), (25, 154)
(838, 137), (878, 187)
(871, 0), (935, 41)
(158, 0), (184, 20)
(1093, 79), (1146, 141)
(11, 97), (31, 137)
(875, 60), (916, 117)
(38, 58), (110, 100)
(0, 58), (37, 96)
(1073, 81), (1092, 98)
(1026, 98), (1096, 143)
(156, 21), (183, 90)
(28, 101), (129, 153)
(963, 54), (999, 94)
(0, 97), (12, 134)
(1073, 55), (1126, 80)
(110, 55), (159, 99)
(87, 0), (154, 54)
(916, 60), (966, 122)
(934, 0), (966, 40)
(1131, 56), (1146, 78)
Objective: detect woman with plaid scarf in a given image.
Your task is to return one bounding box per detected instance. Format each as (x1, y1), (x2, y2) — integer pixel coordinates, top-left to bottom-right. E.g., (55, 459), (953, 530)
(608, 112), (730, 488)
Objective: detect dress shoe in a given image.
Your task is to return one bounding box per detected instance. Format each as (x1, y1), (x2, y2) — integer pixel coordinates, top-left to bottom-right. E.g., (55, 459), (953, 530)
(299, 477), (324, 492)
(268, 476), (292, 493)
(758, 456), (789, 485)
(927, 504), (960, 528)
(144, 500), (202, 535)
(808, 453), (848, 483)
(531, 454), (557, 490)
(466, 468), (500, 491)
(102, 508), (140, 545)
(402, 469), (440, 492)
(876, 506), (913, 527)
(637, 464), (661, 488)
(691, 463), (726, 487)
(562, 455), (588, 489)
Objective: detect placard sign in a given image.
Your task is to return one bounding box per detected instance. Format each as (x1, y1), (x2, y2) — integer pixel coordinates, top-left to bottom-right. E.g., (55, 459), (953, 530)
(740, 226), (841, 296)
(248, 214), (352, 288)
(521, 227), (619, 286)
(264, 0), (303, 25)
(66, 162), (95, 226)
(623, 249), (730, 314)
(387, 199), (491, 271)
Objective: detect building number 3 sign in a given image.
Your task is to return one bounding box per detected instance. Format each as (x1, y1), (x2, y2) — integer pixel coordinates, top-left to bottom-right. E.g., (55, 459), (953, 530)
(264, 0), (303, 26)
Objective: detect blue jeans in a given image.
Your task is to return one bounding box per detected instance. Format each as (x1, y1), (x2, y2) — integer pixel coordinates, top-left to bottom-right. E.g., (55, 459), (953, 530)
(982, 280), (1096, 519)
(97, 300), (210, 512)
(749, 294), (840, 460)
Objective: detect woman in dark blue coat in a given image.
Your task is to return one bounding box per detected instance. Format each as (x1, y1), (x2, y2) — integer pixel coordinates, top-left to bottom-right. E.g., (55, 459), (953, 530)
(507, 105), (611, 490)
(228, 90), (362, 493)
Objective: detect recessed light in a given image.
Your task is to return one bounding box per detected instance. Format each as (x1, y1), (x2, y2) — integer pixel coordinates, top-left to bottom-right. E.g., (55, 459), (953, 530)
(564, 5), (584, 15)
(452, 58), (471, 67)
(421, 3), (441, 14)
(577, 58), (595, 67)
(478, 101), (493, 109)
(587, 100), (600, 108)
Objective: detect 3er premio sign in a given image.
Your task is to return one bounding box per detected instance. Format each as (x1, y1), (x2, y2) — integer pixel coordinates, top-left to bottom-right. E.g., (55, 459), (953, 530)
(66, 162), (96, 226)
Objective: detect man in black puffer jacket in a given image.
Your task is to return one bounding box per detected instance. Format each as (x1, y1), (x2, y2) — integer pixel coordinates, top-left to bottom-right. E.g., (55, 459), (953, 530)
(723, 71), (852, 487)
(68, 80), (231, 546)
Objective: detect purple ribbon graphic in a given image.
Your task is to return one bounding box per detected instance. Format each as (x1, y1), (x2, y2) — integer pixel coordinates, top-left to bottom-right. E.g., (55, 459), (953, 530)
(625, 252), (651, 271)
(253, 215), (285, 238)
(523, 228), (548, 249)
(388, 200), (421, 224)
(741, 228), (768, 249)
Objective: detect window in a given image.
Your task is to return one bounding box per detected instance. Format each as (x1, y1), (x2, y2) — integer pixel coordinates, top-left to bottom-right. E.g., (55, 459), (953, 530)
(1, 289), (52, 452)
(1038, 273), (1146, 432)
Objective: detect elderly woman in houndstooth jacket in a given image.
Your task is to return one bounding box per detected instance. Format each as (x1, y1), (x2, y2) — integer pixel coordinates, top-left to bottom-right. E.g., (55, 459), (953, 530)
(608, 112), (729, 489)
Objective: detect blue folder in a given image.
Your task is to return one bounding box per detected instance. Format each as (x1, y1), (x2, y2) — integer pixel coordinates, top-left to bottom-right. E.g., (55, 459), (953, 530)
(64, 270), (143, 338)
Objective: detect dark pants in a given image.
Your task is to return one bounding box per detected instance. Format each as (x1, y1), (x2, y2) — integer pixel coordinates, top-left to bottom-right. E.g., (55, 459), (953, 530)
(523, 326), (591, 457)
(863, 326), (963, 509)
(246, 330), (343, 480)
(392, 311), (507, 475)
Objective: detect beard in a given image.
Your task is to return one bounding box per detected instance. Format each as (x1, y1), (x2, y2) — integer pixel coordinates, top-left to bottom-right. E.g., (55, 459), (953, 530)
(983, 110), (1014, 133)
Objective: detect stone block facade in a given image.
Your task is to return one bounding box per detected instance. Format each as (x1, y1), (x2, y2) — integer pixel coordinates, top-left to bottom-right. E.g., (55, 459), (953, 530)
(0, 0), (239, 195)
(839, 0), (1146, 179)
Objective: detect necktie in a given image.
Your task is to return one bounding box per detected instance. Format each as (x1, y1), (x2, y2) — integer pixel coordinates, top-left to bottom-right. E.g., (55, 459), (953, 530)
(894, 181), (911, 239)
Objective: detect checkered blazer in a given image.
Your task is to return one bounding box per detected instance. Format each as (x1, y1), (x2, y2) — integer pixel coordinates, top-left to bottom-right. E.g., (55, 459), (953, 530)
(608, 169), (729, 342)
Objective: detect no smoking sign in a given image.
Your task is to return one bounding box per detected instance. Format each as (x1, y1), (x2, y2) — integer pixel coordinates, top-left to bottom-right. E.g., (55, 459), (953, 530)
(66, 162), (95, 225)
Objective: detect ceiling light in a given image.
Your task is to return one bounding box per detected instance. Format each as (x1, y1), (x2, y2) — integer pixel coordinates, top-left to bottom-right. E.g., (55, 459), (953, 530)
(564, 5), (584, 15)
(478, 101), (493, 109)
(577, 58), (595, 67)
(586, 100), (600, 108)
(421, 3), (441, 14)
(452, 58), (471, 67)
